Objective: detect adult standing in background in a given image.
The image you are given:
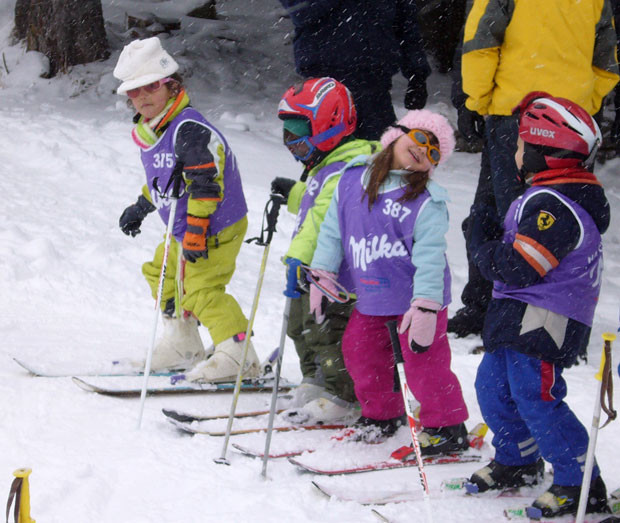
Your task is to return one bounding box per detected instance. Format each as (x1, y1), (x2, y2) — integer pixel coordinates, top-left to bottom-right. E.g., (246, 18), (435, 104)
(416, 0), (468, 74)
(609, 0), (620, 152)
(448, 0), (619, 338)
(278, 0), (430, 140)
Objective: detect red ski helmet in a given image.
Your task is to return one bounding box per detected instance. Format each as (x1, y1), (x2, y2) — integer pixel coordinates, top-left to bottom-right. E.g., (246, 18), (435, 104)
(513, 91), (601, 173)
(278, 77), (357, 153)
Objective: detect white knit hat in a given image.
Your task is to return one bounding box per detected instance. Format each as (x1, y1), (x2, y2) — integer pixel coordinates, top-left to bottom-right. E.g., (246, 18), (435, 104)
(114, 37), (179, 95)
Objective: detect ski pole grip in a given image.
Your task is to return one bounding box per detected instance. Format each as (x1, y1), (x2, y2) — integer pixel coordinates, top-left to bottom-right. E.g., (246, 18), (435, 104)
(264, 194), (286, 245)
(386, 320), (403, 393)
(161, 161), (184, 199)
(597, 333), (616, 381)
(172, 170), (183, 199)
(10, 468), (35, 523)
(598, 332), (617, 427)
(386, 320), (404, 365)
(284, 258), (302, 299)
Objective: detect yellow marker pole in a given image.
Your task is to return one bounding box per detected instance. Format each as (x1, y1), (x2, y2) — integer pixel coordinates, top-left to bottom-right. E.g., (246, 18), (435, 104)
(12, 468), (36, 523)
(576, 333), (616, 523)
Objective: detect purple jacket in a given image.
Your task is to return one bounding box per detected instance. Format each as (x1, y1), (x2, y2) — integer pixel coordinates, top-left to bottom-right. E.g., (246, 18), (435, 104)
(330, 166), (451, 316)
(141, 107), (247, 241)
(494, 186), (603, 326)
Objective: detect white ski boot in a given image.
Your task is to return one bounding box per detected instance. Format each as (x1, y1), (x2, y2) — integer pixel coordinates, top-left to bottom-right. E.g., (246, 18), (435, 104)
(147, 315), (207, 372)
(281, 396), (359, 425)
(184, 333), (260, 383)
(278, 382), (325, 409)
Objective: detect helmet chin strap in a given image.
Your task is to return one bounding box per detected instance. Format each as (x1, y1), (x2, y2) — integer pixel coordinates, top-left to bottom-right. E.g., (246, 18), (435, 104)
(583, 138), (600, 171)
(301, 148), (327, 169)
(517, 165), (532, 184)
(522, 142), (551, 176)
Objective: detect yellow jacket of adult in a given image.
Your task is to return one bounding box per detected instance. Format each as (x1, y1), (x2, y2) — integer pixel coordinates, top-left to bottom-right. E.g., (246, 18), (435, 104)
(462, 0), (619, 116)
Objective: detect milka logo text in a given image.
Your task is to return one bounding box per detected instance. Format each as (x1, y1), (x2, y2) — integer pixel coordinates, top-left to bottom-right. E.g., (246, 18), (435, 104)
(349, 234), (408, 271)
(530, 127), (555, 138)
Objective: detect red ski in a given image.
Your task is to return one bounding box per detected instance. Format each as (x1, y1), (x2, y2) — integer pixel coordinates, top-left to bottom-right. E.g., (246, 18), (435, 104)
(288, 422), (487, 475)
(290, 450), (482, 475)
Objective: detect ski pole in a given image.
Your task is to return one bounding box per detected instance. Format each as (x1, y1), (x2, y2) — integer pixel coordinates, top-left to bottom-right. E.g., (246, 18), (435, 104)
(137, 165), (183, 429)
(261, 258), (301, 478)
(175, 248), (185, 318)
(6, 468), (35, 523)
(215, 194), (286, 465)
(386, 320), (434, 523)
(260, 346), (281, 376)
(576, 332), (617, 523)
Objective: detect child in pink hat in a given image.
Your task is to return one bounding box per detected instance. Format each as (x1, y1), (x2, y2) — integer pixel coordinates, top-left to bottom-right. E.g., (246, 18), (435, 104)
(309, 110), (470, 452)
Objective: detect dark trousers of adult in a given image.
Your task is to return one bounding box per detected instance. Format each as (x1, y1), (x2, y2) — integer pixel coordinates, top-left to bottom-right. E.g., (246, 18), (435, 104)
(457, 115), (523, 327)
(329, 69), (397, 141)
(417, 0), (467, 73)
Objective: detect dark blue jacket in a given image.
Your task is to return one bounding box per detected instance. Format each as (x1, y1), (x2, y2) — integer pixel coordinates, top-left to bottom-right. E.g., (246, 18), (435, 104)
(279, 0), (430, 81)
(469, 171), (610, 367)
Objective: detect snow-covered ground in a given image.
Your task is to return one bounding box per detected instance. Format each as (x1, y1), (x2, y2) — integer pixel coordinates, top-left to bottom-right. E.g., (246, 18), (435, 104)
(1, 1), (619, 521)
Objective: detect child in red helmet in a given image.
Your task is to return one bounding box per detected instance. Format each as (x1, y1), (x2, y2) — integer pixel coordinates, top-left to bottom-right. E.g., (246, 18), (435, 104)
(271, 77), (380, 424)
(466, 92), (611, 519)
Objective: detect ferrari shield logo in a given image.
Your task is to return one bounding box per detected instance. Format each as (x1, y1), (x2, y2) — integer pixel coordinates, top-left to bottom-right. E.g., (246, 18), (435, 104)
(537, 211), (555, 231)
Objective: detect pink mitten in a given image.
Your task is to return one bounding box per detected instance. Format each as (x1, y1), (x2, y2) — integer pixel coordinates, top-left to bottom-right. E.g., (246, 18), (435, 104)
(309, 269), (338, 324)
(398, 298), (441, 353)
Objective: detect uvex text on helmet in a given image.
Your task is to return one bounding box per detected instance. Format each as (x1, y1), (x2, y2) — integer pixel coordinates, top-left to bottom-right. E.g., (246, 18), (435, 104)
(517, 94), (601, 171)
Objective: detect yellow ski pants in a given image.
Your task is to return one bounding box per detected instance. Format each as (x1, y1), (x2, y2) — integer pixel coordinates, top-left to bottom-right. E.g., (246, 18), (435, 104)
(142, 217), (249, 345)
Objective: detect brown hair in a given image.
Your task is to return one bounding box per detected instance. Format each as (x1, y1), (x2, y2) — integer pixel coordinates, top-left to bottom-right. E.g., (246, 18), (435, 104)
(167, 73), (184, 97)
(363, 141), (430, 209)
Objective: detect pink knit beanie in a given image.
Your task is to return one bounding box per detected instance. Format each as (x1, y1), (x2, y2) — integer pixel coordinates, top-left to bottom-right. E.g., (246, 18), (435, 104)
(380, 110), (456, 166)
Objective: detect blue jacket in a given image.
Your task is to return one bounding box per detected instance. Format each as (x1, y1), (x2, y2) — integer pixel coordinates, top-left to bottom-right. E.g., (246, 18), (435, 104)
(279, 0), (430, 81)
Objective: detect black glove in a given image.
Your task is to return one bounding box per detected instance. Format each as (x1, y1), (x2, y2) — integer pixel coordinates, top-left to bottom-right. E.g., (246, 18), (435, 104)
(404, 76), (428, 110)
(457, 106), (485, 143)
(119, 195), (156, 237)
(467, 204), (503, 252)
(271, 177), (297, 201)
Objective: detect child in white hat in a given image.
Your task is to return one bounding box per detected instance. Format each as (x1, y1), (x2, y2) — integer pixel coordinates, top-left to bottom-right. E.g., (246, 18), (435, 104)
(114, 37), (260, 382)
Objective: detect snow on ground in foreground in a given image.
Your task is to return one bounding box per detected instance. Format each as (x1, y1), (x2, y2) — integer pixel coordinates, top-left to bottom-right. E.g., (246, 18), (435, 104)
(1, 1), (619, 521)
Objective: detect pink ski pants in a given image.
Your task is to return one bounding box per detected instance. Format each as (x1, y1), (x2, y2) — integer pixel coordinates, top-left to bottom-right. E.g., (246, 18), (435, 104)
(342, 308), (468, 428)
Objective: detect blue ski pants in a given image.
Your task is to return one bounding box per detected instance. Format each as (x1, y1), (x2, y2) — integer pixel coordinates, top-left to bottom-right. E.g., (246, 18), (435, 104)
(475, 348), (599, 486)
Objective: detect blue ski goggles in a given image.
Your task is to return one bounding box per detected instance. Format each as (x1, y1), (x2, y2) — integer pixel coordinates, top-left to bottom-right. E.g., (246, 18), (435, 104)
(284, 135), (316, 163)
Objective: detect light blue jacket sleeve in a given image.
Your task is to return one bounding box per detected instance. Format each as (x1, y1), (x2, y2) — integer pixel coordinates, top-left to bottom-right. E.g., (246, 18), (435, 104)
(411, 181), (450, 305)
(310, 179), (344, 272)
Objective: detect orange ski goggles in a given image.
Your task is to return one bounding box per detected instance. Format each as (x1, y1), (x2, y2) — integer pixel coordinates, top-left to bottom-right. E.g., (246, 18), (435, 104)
(393, 125), (441, 165)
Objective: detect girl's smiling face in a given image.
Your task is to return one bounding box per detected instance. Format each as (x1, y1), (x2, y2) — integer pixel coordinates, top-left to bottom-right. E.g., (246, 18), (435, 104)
(391, 132), (434, 172)
(130, 83), (171, 119)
